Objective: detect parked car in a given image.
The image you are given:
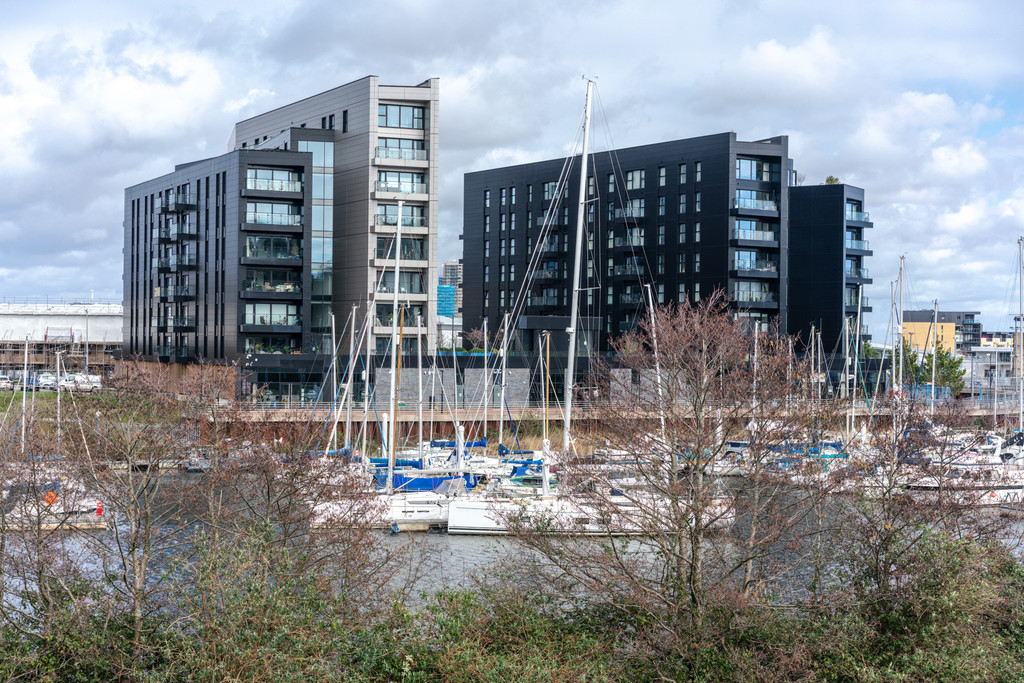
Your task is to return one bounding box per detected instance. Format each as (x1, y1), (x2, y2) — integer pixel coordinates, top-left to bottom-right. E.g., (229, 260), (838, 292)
(0, 375), (12, 391)
(36, 374), (56, 388)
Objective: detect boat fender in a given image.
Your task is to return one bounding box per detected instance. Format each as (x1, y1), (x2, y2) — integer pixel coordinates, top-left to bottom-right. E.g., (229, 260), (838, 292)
(390, 522), (400, 534)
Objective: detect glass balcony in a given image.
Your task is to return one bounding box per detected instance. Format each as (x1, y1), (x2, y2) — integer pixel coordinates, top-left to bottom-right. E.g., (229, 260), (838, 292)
(171, 315), (196, 329)
(535, 267), (560, 280)
(733, 198), (778, 211)
(614, 208), (645, 220)
(845, 239), (871, 250)
(536, 215), (568, 227)
(171, 223), (198, 240)
(374, 214), (428, 228)
(160, 192), (196, 213)
(245, 212), (302, 226)
(733, 291), (778, 303)
(733, 228), (777, 242)
(613, 235), (644, 248)
(375, 147), (427, 161)
(248, 314), (301, 327)
(170, 253), (197, 269)
(734, 259), (778, 272)
(846, 267), (870, 279)
(374, 180), (428, 194)
(243, 280), (301, 294)
(613, 264), (644, 276)
(150, 317), (167, 329)
(376, 245), (427, 261)
(529, 296), (559, 307)
(845, 295), (871, 307)
(846, 211), (871, 222)
(157, 344), (171, 356)
(170, 285), (195, 298)
(151, 257), (170, 270)
(153, 227), (173, 242)
(620, 293), (642, 305)
(246, 178), (303, 193)
(175, 345), (193, 358)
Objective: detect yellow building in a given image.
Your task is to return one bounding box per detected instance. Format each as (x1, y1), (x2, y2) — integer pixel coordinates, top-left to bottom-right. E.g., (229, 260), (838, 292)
(902, 321), (955, 355)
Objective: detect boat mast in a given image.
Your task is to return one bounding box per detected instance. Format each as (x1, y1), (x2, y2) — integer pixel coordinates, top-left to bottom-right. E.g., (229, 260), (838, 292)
(542, 331), (550, 447)
(482, 315), (489, 453)
(345, 303), (357, 450)
(562, 78), (594, 457)
(386, 199), (404, 494)
(417, 314), (423, 460)
(330, 312), (337, 450)
(498, 312), (509, 450)
(1018, 236), (1023, 432)
(644, 283), (667, 450)
(931, 298), (938, 418)
(20, 336), (27, 454)
(897, 256), (905, 391)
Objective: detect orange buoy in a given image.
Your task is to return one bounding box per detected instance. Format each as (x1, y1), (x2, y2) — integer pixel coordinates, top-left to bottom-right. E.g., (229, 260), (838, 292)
(44, 491), (58, 506)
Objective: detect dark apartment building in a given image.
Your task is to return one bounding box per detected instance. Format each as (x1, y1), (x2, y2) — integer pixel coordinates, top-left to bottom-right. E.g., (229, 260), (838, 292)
(463, 132), (796, 356)
(789, 183), (874, 353)
(462, 133), (874, 363)
(123, 76), (439, 401)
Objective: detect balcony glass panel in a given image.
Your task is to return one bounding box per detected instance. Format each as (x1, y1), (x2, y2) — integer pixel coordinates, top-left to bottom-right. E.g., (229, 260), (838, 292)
(245, 236), (302, 260)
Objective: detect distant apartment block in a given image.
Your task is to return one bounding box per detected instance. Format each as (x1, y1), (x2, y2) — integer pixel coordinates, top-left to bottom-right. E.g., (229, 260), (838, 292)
(123, 76), (439, 400)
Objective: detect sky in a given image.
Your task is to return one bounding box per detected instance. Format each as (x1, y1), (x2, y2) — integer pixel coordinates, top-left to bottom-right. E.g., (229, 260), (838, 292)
(2, 0), (1024, 337)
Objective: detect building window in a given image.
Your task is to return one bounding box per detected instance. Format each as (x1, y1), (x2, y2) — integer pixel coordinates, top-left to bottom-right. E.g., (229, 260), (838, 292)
(658, 225), (665, 245)
(695, 161), (702, 182)
(658, 166), (666, 187)
(510, 238), (516, 256)
(342, 110), (348, 133)
(658, 283), (664, 303)
(695, 191), (701, 213)
(678, 283), (686, 301)
(736, 157), (780, 182)
(500, 214), (506, 231)
(625, 198), (644, 217)
(658, 196), (666, 216)
(694, 282), (700, 301)
(510, 263), (515, 281)
(510, 187), (516, 204)
(607, 174), (615, 195)
(484, 240), (489, 258)
(500, 239), (506, 257)
(694, 222), (701, 242)
(657, 254), (664, 275)
(500, 188), (507, 206)
(679, 163), (686, 184)
(377, 137), (425, 160)
(376, 170), (425, 193)
(500, 264), (506, 282)
(321, 116), (327, 129)
(543, 181), (558, 201)
(484, 215), (490, 233)
(328, 114), (335, 129)
(625, 169), (645, 191)
(377, 104), (425, 129)
(484, 265), (489, 280)
(678, 253), (686, 273)
(484, 190), (490, 208)
(679, 223), (686, 244)
(588, 176), (595, 197)
(679, 193), (686, 215)
(510, 213), (516, 231)
(528, 184), (533, 203)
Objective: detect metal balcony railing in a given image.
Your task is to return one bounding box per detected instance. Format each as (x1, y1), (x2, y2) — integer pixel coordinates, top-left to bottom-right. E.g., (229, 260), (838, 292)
(375, 147), (427, 161)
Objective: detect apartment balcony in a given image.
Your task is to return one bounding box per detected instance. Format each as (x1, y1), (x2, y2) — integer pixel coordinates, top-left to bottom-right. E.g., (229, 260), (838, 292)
(528, 295), (560, 309)
(154, 227), (174, 244)
(174, 345), (195, 359)
(733, 292), (778, 308)
(536, 214), (569, 228)
(373, 147), (429, 171)
(373, 180), (428, 199)
(152, 257), (171, 273)
(845, 211), (872, 224)
(612, 264), (645, 278)
(374, 214), (428, 229)
(620, 293), (642, 305)
(845, 295), (871, 308)
(731, 260), (779, 279)
(540, 241), (565, 257)
(845, 267), (871, 281)
(171, 315), (196, 332)
(612, 235), (645, 250)
(730, 229), (779, 247)
(240, 317), (302, 334)
(150, 316), (168, 331)
(159, 193), (196, 213)
(166, 286), (196, 303)
(845, 238), (871, 253)
(731, 198), (779, 216)
(612, 208), (646, 224)
(618, 320), (638, 333)
(169, 254), (197, 272)
(245, 178), (303, 193)
(534, 266), (561, 281)
(170, 223), (198, 240)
